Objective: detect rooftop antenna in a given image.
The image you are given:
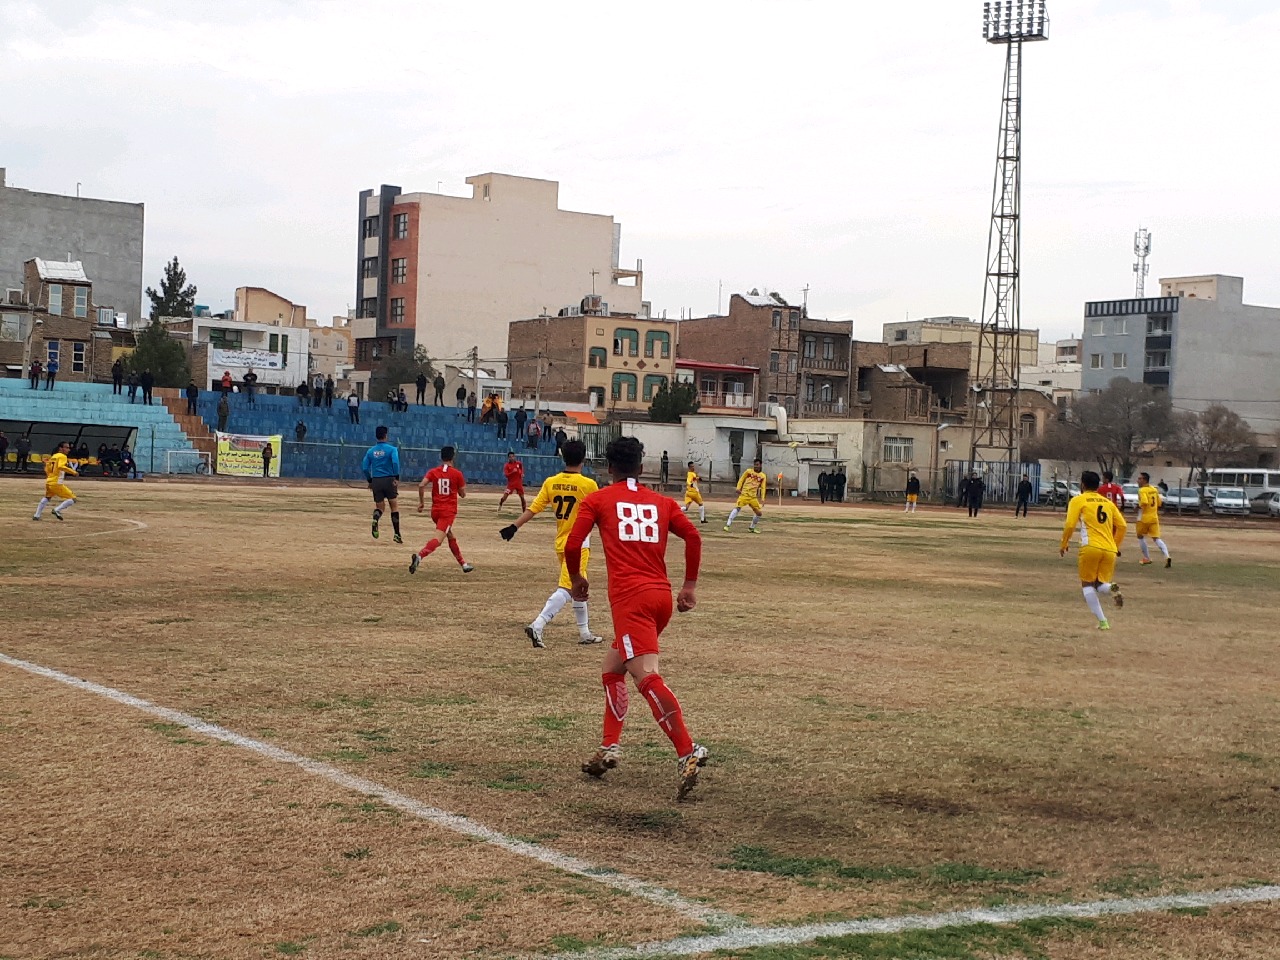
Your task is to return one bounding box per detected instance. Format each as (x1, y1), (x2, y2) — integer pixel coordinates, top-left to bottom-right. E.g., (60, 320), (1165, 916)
(1133, 227), (1152, 297)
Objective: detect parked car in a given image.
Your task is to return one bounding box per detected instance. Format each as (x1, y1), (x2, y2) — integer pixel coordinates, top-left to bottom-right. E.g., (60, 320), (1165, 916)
(1121, 482), (1140, 511)
(1251, 491), (1280, 517)
(1040, 480), (1080, 505)
(1210, 487), (1249, 516)
(1161, 487), (1202, 513)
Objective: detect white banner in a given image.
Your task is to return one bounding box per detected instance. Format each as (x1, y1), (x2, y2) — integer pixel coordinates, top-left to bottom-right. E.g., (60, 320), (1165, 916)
(216, 432), (283, 477)
(212, 347), (283, 370)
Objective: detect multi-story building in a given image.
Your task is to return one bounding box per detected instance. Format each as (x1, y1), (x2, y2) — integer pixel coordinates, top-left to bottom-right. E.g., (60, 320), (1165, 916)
(166, 312), (309, 394)
(307, 318), (354, 382)
(507, 304), (676, 415)
(881, 315), (1040, 384)
(233, 286), (310, 328)
(1081, 274), (1280, 432)
(0, 169), (144, 323)
(355, 173), (647, 371)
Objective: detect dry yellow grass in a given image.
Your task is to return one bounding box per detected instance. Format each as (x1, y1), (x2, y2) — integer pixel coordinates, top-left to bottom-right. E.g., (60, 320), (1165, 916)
(1, 479), (1278, 958)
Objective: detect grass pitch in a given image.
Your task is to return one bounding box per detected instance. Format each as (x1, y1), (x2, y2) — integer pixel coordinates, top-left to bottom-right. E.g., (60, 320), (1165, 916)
(2, 480), (1279, 958)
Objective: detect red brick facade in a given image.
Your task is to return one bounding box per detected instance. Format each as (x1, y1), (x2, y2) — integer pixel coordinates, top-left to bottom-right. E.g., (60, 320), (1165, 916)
(676, 294), (803, 409)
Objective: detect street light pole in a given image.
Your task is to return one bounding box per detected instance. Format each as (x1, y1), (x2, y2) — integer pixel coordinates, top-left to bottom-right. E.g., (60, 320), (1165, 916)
(21, 316), (44, 383)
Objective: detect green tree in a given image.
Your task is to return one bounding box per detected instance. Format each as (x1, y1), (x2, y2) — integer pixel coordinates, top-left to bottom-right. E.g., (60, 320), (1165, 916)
(648, 379), (700, 423)
(146, 256), (198, 320)
(370, 344), (436, 400)
(125, 319), (190, 387)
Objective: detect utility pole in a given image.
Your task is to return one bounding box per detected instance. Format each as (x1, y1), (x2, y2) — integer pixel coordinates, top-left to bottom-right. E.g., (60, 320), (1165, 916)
(469, 345), (479, 404)
(802, 284), (810, 317)
(590, 269), (600, 296)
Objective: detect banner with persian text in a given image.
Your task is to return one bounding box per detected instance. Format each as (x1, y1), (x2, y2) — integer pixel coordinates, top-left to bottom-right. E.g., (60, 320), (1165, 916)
(215, 432), (282, 477)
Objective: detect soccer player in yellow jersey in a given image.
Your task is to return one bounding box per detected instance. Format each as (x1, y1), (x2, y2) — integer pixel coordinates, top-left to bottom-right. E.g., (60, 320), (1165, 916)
(1059, 470), (1127, 630)
(1135, 471), (1172, 568)
(500, 439), (603, 648)
(724, 458), (766, 533)
(682, 461), (707, 523)
(33, 441), (78, 521)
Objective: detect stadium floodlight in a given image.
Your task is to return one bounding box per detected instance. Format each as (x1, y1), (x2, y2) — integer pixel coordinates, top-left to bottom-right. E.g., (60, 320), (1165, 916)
(983, 0), (1049, 42)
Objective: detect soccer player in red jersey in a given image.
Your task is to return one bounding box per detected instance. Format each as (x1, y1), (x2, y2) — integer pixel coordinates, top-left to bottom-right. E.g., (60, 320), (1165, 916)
(497, 450), (527, 514)
(564, 436), (708, 801)
(1099, 471), (1126, 512)
(409, 445), (474, 575)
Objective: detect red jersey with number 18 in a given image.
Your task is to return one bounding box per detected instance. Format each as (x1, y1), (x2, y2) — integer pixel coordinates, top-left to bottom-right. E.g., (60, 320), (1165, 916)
(424, 463), (465, 514)
(565, 478), (701, 601)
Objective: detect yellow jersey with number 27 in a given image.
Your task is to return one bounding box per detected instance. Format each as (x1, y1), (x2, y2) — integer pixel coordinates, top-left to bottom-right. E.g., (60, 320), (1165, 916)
(529, 471), (600, 552)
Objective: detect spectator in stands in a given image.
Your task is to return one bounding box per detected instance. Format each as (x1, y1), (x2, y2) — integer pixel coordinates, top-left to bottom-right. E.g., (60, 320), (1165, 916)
(28, 359), (41, 390)
(297, 380), (310, 406)
(466, 391), (477, 423)
(398, 388), (409, 412)
(216, 393), (230, 433)
(542, 414), (555, 447)
(76, 443), (90, 461)
(295, 420), (307, 442)
(221, 370), (233, 394)
(496, 406), (509, 439)
(45, 357), (59, 390)
(111, 359), (124, 395)
(455, 384), (467, 409)
(185, 379), (199, 415)
(140, 369), (155, 406)
(433, 374), (446, 405)
(324, 375), (335, 408)
(243, 367), (258, 405)
(312, 372), (324, 408)
(126, 370), (139, 403)
(416, 371), (428, 405)
(105, 445), (122, 476)
(555, 427), (568, 455)
(347, 391), (360, 424)
(0, 431), (7, 472)
(120, 448), (137, 479)
(262, 443), (273, 478)
(15, 433), (31, 472)
(526, 417), (541, 450)
(98, 444), (110, 475)
(514, 405), (528, 440)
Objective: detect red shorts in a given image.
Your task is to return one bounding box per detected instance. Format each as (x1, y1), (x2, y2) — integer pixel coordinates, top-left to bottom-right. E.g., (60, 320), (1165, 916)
(609, 588), (672, 660)
(506, 483), (525, 495)
(431, 509), (457, 530)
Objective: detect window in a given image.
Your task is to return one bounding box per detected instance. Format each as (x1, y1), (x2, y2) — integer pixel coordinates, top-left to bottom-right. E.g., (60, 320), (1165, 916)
(771, 310), (781, 328)
(1090, 319), (1104, 336)
(644, 330), (670, 359)
(642, 375), (667, 401)
(612, 327), (639, 356)
(1112, 352), (1127, 369)
(588, 346), (607, 369)
(805, 379), (816, 401)
(362, 216), (379, 238)
(74, 287), (88, 318)
(482, 184), (490, 200)
(362, 257), (379, 279)
(360, 297), (377, 318)
(390, 298), (405, 322)
(1114, 318), (1127, 335)
(700, 376), (717, 395)
(788, 355), (797, 373)
(393, 213), (408, 239)
(1090, 353), (1103, 369)
(1020, 413), (1037, 438)
(883, 437), (914, 463)
(47, 284), (62, 315)
(46, 339), (59, 364)
(588, 385), (605, 407)
(893, 329), (907, 342)
(268, 333), (289, 363)
(769, 352), (779, 373)
(357, 340), (370, 361)
(72, 341), (85, 373)
(392, 258), (407, 283)
(208, 328), (243, 349)
(0, 313), (19, 339)
(789, 310), (799, 329)
(822, 337), (834, 360)
(97, 307), (115, 326)
(611, 372), (637, 402)
(1147, 316), (1171, 335)
(803, 337), (816, 359)
(819, 381), (833, 402)
(1145, 350), (1170, 369)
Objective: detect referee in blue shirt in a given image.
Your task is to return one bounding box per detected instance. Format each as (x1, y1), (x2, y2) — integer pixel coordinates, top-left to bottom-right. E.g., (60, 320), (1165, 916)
(362, 425), (403, 542)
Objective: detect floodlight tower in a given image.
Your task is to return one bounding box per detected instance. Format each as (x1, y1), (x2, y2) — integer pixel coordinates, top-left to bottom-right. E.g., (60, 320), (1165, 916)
(1133, 228), (1152, 297)
(970, 1), (1049, 469)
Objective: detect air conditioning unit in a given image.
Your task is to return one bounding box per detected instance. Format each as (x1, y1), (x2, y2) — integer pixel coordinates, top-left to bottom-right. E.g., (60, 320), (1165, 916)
(581, 295), (603, 314)
(6, 289), (22, 304)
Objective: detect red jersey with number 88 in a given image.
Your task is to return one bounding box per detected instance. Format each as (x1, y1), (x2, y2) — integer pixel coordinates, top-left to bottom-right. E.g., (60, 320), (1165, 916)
(424, 463), (465, 514)
(566, 478), (701, 601)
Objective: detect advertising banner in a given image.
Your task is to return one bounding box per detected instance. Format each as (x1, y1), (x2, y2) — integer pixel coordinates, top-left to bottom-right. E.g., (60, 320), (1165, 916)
(216, 433), (282, 477)
(212, 347), (283, 370)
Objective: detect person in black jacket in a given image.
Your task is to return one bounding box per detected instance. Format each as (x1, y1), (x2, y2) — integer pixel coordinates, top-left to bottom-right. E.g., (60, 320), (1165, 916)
(415, 372), (428, 405)
(904, 472), (921, 513)
(956, 475), (970, 509)
(1015, 473), (1033, 518)
(966, 472), (986, 518)
(817, 470), (828, 503)
(184, 379), (199, 415)
(139, 369), (155, 406)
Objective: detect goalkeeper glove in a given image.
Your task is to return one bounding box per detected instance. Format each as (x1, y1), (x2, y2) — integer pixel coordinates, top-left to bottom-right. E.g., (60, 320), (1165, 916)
(499, 524), (518, 541)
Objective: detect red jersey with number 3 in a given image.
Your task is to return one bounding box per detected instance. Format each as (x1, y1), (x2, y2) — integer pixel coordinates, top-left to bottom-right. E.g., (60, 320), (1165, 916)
(424, 463), (465, 514)
(503, 460), (525, 490)
(566, 478), (701, 601)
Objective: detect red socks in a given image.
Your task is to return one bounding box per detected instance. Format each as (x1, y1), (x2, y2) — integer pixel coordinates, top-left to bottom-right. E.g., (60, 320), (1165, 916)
(448, 538), (466, 566)
(638, 674), (693, 757)
(419, 538), (440, 558)
(601, 672), (628, 746)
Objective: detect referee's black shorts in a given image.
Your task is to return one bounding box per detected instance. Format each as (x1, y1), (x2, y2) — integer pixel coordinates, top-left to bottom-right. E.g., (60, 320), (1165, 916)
(370, 476), (399, 503)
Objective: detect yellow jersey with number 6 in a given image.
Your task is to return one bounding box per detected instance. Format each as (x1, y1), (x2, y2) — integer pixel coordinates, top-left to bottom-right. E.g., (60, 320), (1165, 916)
(1061, 490), (1127, 555)
(530, 471), (600, 552)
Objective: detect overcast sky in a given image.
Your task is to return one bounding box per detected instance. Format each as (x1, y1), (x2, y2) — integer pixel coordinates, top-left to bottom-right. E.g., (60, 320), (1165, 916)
(3, 0), (1277, 344)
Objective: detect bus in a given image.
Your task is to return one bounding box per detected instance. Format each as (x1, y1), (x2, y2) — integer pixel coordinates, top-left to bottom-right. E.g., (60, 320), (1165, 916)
(1201, 469), (1280, 500)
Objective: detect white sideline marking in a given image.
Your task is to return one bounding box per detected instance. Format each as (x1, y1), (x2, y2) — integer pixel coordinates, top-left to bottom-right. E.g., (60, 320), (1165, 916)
(31, 517), (148, 540)
(0, 652), (734, 927)
(555, 884), (1280, 959)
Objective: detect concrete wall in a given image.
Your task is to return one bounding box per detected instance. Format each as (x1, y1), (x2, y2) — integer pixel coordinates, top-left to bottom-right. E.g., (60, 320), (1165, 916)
(1172, 296), (1280, 432)
(306, 324), (353, 379)
(882, 318), (1039, 382)
(1080, 311), (1145, 393)
(235, 287), (308, 327)
(0, 170), (144, 320)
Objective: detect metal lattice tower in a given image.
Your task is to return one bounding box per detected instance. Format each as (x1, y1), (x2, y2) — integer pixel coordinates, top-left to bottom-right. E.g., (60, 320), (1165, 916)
(1133, 227), (1152, 297)
(970, 2), (1049, 467)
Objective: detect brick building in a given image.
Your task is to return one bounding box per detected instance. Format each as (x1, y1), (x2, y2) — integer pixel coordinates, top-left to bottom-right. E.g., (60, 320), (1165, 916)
(4, 259), (124, 384)
(677, 293), (803, 412)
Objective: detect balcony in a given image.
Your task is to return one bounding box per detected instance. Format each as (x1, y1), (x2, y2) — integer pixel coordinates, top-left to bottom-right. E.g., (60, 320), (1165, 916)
(799, 356), (849, 372)
(697, 390), (755, 413)
(801, 399), (851, 417)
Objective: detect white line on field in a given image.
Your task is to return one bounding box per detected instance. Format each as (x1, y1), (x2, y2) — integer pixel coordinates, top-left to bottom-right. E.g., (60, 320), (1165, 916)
(552, 884), (1280, 959)
(29, 516), (148, 540)
(0, 651), (735, 927)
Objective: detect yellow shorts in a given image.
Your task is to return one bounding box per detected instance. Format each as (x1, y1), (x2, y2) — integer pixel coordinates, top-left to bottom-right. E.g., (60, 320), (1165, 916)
(906, 494), (918, 504)
(1077, 545), (1117, 584)
(735, 495), (763, 513)
(1136, 520), (1161, 539)
(45, 482), (75, 501)
(556, 547), (590, 591)
(684, 489), (703, 506)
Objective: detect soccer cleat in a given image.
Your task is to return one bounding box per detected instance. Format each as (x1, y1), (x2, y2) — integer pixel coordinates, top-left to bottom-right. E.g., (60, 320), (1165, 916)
(525, 625), (545, 649)
(31, 516), (39, 521)
(408, 553), (420, 574)
(578, 633), (603, 645)
(722, 525), (731, 532)
(1165, 558), (1172, 568)
(52, 510), (64, 521)
(371, 519), (379, 539)
(582, 744), (621, 778)
(1097, 619), (1111, 631)
(1112, 584), (1123, 608)
(1139, 558), (1152, 566)
(701, 518), (708, 524)
(749, 527), (760, 534)
(676, 743), (709, 801)
(461, 562), (475, 573)
(393, 533), (403, 544)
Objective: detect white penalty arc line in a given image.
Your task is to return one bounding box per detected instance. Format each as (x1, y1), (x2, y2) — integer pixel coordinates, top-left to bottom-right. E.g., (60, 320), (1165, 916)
(0, 652), (735, 928)
(30, 516), (148, 540)
(555, 884), (1280, 959)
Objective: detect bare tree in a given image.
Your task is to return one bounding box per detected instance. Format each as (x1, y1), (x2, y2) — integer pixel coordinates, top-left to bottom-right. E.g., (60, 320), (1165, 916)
(1068, 378), (1173, 478)
(1173, 404), (1256, 484)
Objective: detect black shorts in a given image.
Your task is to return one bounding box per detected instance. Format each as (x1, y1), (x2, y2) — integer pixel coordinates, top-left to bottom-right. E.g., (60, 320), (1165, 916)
(370, 476), (399, 503)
